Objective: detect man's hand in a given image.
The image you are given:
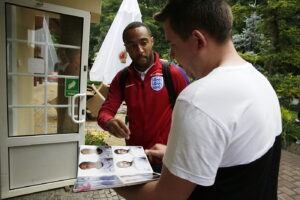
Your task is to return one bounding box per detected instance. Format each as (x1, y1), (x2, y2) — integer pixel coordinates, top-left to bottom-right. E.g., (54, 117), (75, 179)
(145, 144), (166, 162)
(106, 118), (130, 139)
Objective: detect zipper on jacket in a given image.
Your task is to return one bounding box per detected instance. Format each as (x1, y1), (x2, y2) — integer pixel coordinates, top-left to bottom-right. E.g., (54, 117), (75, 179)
(141, 81), (145, 135)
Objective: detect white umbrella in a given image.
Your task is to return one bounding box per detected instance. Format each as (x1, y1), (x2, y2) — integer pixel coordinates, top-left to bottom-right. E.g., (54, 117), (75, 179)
(89, 0), (142, 84)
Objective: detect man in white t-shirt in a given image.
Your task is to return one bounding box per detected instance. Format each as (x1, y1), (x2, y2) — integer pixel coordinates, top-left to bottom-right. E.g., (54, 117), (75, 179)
(115, 0), (282, 199)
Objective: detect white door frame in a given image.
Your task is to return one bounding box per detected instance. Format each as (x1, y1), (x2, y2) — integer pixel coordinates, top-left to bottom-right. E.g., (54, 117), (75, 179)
(0, 0), (90, 198)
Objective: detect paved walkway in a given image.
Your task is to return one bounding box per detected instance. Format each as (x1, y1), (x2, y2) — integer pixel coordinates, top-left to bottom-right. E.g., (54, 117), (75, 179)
(7, 149), (300, 200)
(278, 150), (300, 200)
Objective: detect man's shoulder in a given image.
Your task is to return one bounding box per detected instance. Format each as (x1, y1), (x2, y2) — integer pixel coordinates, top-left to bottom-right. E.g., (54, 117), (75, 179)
(115, 65), (135, 78)
(167, 63), (183, 74)
(167, 63), (190, 84)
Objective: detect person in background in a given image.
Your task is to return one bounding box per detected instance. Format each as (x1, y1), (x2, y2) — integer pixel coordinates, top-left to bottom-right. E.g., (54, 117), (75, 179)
(115, 0), (282, 199)
(97, 22), (189, 173)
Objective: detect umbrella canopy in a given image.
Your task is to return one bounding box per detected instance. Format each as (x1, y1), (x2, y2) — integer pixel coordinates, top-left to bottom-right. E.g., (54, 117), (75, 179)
(89, 0), (142, 84)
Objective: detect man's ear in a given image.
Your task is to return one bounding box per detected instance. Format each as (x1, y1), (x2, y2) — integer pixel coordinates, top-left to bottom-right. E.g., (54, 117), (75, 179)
(191, 30), (207, 49)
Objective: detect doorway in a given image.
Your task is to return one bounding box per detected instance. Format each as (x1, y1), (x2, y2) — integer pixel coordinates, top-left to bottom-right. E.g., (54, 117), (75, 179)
(0, 0), (90, 198)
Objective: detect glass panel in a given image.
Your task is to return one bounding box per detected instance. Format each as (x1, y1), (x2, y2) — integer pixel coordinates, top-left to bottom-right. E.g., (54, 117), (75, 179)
(47, 77), (79, 134)
(7, 76), (80, 136)
(47, 107), (57, 134)
(53, 47), (81, 75)
(48, 107), (79, 134)
(7, 76), (45, 106)
(48, 77), (80, 105)
(8, 108), (45, 136)
(6, 4), (83, 136)
(6, 4), (83, 75)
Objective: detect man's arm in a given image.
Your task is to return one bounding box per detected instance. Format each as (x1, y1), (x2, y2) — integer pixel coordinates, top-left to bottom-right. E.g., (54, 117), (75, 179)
(115, 165), (196, 200)
(106, 118), (130, 139)
(145, 143), (166, 162)
(97, 72), (130, 139)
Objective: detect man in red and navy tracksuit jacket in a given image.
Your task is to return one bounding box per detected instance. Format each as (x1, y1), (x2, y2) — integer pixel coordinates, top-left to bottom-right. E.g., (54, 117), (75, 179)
(97, 22), (189, 172)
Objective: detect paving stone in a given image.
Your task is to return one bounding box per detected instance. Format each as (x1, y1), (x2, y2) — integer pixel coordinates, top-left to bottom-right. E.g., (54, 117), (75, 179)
(295, 182), (300, 187)
(281, 186), (297, 195)
(294, 187), (300, 195)
(294, 195), (300, 200)
(279, 179), (296, 188)
(278, 193), (295, 200)
(282, 174), (296, 182)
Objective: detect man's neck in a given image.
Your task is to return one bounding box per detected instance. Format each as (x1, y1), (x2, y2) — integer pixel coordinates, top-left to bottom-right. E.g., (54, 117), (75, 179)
(217, 41), (246, 67)
(200, 41), (246, 77)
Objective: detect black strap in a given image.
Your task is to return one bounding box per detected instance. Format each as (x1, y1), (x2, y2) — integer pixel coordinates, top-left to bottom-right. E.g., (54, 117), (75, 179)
(119, 67), (129, 99)
(162, 61), (176, 109)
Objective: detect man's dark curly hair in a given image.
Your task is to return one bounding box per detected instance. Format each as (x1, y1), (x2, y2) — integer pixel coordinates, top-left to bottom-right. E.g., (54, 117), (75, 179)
(122, 21), (152, 42)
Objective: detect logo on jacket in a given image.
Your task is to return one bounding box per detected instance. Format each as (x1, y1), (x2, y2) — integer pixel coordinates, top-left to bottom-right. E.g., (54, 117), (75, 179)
(151, 76), (164, 91)
(119, 50), (127, 63)
(125, 84), (135, 88)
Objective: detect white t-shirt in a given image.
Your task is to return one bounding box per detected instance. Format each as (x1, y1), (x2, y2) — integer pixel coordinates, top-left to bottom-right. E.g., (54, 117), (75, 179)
(163, 63), (282, 186)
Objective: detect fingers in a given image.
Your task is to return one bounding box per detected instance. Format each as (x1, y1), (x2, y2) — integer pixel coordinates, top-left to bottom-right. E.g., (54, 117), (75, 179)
(145, 144), (167, 160)
(146, 153), (153, 162)
(145, 149), (163, 163)
(145, 149), (163, 159)
(117, 120), (131, 139)
(106, 119), (130, 139)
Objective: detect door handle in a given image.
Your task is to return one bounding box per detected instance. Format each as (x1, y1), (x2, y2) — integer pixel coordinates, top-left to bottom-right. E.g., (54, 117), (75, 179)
(71, 93), (86, 123)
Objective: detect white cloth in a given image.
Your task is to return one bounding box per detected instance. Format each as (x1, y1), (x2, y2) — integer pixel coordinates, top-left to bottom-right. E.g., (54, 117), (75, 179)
(29, 18), (58, 73)
(163, 63), (282, 186)
(89, 0), (142, 84)
(134, 63), (154, 81)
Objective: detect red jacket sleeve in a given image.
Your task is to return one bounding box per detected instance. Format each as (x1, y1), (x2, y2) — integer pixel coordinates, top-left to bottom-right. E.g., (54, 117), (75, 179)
(97, 72), (123, 130)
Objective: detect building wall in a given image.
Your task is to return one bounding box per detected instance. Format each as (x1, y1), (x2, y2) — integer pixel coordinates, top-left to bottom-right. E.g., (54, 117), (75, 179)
(43, 0), (101, 23)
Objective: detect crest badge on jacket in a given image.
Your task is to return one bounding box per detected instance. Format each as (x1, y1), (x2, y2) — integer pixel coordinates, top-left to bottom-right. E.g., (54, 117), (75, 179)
(151, 76), (164, 91)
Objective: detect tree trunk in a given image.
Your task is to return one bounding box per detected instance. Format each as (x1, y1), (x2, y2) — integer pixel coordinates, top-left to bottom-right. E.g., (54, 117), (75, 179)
(268, 5), (279, 74)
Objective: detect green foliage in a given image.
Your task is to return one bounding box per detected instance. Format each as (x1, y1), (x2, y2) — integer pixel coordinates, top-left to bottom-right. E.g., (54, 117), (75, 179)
(87, 80), (101, 88)
(85, 129), (109, 146)
(256, 0), (300, 74)
(230, 2), (252, 34)
(229, 0), (300, 75)
(139, 0), (169, 58)
(267, 74), (300, 146)
(239, 52), (268, 74)
(239, 52), (262, 66)
(233, 12), (267, 54)
(268, 74), (300, 109)
(280, 106), (300, 147)
(88, 24), (101, 67)
(271, 76), (300, 147)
